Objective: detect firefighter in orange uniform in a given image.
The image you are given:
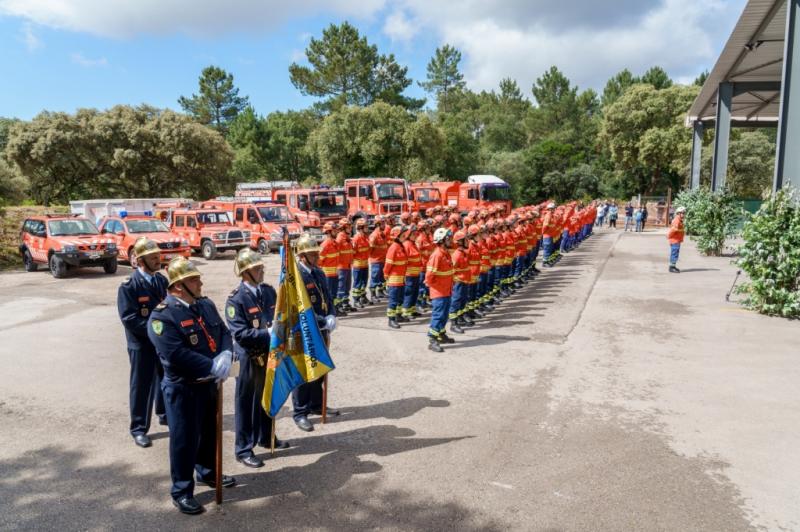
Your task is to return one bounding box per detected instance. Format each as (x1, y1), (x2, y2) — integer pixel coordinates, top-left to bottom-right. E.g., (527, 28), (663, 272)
(465, 225), (483, 319)
(415, 219), (435, 311)
(425, 227), (455, 352)
(449, 229), (472, 333)
(369, 215), (388, 301)
(351, 219), (371, 307)
(335, 218), (355, 313)
(384, 226), (408, 329)
(401, 224), (422, 319)
(319, 222), (343, 315)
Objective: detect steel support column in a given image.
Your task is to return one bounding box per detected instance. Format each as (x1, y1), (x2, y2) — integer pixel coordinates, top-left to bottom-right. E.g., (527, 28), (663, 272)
(690, 121), (703, 189)
(711, 82), (733, 192)
(775, 0), (800, 192)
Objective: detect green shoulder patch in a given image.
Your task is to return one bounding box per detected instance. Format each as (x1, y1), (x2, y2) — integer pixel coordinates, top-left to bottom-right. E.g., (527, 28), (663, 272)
(151, 320), (164, 336)
(226, 305), (236, 319)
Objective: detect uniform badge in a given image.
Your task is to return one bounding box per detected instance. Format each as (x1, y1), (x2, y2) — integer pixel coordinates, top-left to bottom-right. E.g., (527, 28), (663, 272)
(252, 319), (260, 328)
(151, 320), (163, 336)
(141, 307), (149, 317)
(310, 295), (317, 303)
(189, 334), (199, 346)
(226, 305), (236, 319)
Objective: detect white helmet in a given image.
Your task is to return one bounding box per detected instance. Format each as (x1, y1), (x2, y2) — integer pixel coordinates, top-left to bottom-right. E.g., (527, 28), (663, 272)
(547, 202), (556, 209)
(676, 206), (686, 214)
(433, 227), (452, 244)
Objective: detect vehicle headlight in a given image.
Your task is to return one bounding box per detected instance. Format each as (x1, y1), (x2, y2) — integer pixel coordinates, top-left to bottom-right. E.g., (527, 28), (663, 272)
(214, 233), (226, 239)
(63, 245), (77, 253)
(181, 239), (189, 247)
(242, 231), (251, 238)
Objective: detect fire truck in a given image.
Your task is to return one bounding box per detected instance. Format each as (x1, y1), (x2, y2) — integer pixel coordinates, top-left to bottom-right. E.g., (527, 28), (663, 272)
(19, 213), (119, 278)
(408, 183), (443, 214)
(271, 186), (347, 242)
(155, 201), (250, 260)
(97, 212), (191, 264)
(201, 199), (303, 253)
(344, 177), (413, 222)
(431, 175), (512, 214)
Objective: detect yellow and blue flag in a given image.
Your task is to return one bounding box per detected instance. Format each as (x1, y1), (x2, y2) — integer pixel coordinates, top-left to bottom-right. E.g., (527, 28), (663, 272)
(262, 238), (335, 418)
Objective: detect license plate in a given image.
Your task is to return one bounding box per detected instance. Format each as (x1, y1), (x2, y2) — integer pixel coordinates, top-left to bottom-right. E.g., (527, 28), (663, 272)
(89, 253), (100, 259)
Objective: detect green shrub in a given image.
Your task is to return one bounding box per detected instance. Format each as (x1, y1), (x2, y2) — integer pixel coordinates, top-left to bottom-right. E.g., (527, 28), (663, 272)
(736, 189), (800, 318)
(674, 186), (741, 256)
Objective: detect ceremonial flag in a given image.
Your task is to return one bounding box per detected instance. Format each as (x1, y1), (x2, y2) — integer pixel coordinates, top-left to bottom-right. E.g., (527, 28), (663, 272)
(262, 235), (335, 418)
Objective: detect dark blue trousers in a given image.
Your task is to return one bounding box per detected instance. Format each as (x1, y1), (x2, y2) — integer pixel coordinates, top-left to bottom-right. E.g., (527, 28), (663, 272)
(429, 296), (450, 338)
(336, 269), (351, 304)
(129, 346), (166, 436)
(352, 268), (368, 297)
(417, 272), (428, 304)
(449, 282), (466, 320)
(234, 355), (273, 458)
(402, 275), (420, 313)
(386, 285), (404, 317)
(326, 276), (339, 306)
(292, 378), (323, 420)
(162, 380), (216, 500)
(369, 263), (384, 289)
(543, 237), (554, 262)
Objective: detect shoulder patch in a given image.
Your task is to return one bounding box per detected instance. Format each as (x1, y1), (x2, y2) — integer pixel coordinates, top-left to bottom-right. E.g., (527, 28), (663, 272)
(229, 286), (240, 297)
(226, 305), (236, 319)
(154, 302), (167, 311)
(151, 320), (163, 336)
(122, 276), (131, 284)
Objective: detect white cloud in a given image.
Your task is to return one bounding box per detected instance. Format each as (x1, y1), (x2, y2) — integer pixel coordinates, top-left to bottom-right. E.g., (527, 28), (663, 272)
(19, 22), (42, 51)
(392, 0), (743, 95)
(383, 9), (417, 42)
(0, 0), (386, 38)
(70, 52), (107, 67)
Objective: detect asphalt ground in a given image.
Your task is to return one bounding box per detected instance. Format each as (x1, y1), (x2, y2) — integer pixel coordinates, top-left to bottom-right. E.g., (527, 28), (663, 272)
(0, 228), (798, 531)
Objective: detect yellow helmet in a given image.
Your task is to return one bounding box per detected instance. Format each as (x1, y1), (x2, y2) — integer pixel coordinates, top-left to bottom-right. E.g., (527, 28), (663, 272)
(294, 233), (321, 255)
(166, 257), (201, 286)
(133, 237), (160, 260)
(234, 248), (264, 277)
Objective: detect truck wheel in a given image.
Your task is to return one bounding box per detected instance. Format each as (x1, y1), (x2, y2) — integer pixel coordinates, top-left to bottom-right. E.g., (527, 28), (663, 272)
(104, 257), (118, 274)
(49, 254), (67, 278)
(257, 239), (269, 254)
(23, 249), (38, 272)
(201, 240), (217, 260)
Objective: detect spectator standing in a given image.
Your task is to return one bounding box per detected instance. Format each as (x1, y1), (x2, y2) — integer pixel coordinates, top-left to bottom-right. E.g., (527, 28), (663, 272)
(634, 207), (643, 232)
(667, 207), (686, 273)
(608, 204), (619, 229)
(596, 203), (607, 227)
(624, 203), (634, 231)
(641, 206), (649, 231)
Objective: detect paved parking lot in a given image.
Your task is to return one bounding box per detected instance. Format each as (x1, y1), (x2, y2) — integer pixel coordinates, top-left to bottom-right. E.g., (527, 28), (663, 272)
(1, 229), (798, 531)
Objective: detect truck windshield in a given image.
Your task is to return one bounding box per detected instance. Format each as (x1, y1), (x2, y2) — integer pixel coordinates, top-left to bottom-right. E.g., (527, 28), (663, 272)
(310, 191), (347, 215)
(48, 219), (99, 236)
(481, 186), (511, 201)
(197, 212), (231, 224)
(375, 183), (407, 200)
(414, 188), (440, 202)
(257, 206), (293, 223)
(126, 219), (170, 233)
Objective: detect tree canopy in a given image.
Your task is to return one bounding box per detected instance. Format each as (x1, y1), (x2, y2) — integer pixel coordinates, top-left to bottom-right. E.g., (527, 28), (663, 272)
(178, 66), (249, 135)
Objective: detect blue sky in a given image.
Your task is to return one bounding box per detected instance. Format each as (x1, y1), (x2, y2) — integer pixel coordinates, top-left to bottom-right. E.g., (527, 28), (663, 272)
(0, 0), (747, 120)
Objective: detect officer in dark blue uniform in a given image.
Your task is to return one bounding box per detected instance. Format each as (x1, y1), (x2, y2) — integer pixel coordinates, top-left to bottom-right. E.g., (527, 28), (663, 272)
(147, 257), (236, 515)
(291, 233), (340, 432)
(116, 237), (168, 448)
(225, 248), (290, 469)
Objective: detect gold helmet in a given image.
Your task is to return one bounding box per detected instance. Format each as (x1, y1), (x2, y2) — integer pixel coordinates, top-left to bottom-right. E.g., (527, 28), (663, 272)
(166, 257), (201, 287)
(294, 233), (321, 255)
(234, 248), (264, 277)
(133, 237), (160, 260)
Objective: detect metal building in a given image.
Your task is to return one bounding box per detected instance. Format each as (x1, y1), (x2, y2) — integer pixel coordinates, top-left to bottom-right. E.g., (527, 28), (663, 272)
(686, 0), (799, 193)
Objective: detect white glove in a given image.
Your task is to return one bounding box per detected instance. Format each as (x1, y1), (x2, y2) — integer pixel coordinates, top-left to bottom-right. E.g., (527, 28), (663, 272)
(324, 315), (337, 332)
(267, 325), (274, 337)
(210, 350), (233, 381)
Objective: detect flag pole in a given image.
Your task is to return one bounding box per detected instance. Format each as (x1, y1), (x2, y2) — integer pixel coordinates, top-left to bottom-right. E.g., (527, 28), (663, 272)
(322, 334), (330, 424)
(215, 380), (223, 505)
(270, 417), (276, 457)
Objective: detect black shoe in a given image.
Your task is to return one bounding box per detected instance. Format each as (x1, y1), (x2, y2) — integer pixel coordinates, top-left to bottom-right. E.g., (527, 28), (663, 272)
(336, 305), (348, 316)
(472, 309), (485, 318)
(462, 316), (475, 326)
(410, 311), (422, 318)
(294, 416), (314, 432)
(484, 303), (495, 312)
(388, 318), (401, 329)
(396, 314), (409, 323)
(311, 408), (340, 416)
(669, 266), (681, 273)
(450, 323), (465, 334)
(173, 496), (204, 515)
(352, 299), (363, 309)
(236, 454), (264, 468)
(362, 296), (373, 306)
(133, 434), (152, 448)
(428, 339), (444, 353)
(345, 303), (357, 312)
(158, 416), (168, 426)
(439, 332), (455, 344)
(196, 474), (236, 489)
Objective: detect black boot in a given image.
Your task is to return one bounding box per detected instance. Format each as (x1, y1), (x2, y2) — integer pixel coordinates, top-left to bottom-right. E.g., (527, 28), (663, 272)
(669, 265), (680, 273)
(336, 304), (348, 316)
(428, 337), (444, 353)
(462, 315), (475, 326)
(472, 308), (485, 318)
(388, 317), (401, 329)
(439, 332), (456, 344)
(450, 321), (465, 334)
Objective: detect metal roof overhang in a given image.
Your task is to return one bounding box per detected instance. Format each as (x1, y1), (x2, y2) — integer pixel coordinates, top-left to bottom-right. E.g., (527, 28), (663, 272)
(686, 0), (786, 126)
